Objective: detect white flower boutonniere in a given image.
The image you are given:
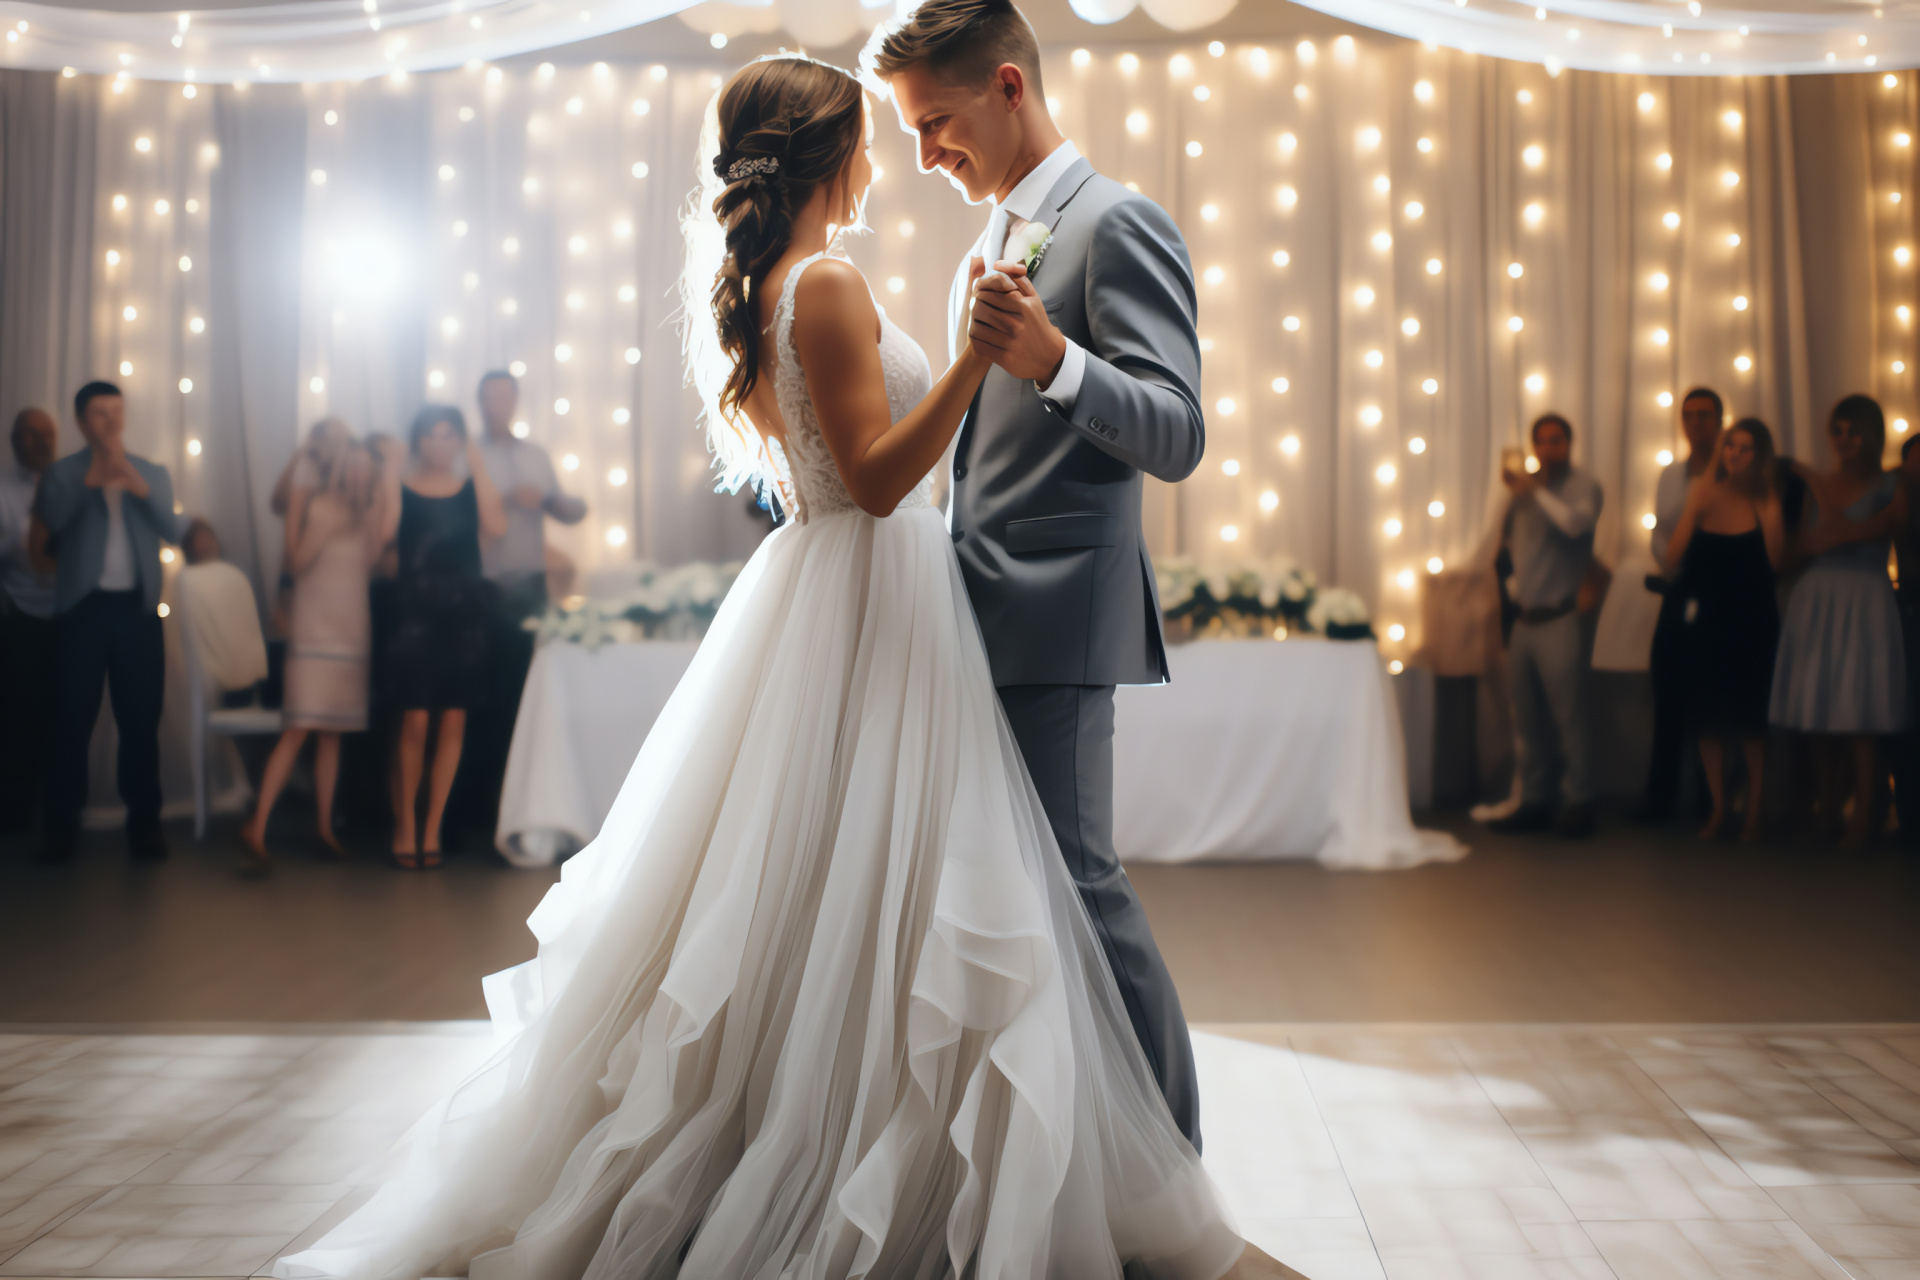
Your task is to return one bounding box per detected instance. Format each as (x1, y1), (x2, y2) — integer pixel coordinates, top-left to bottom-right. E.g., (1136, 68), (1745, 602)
(1008, 219), (1053, 280)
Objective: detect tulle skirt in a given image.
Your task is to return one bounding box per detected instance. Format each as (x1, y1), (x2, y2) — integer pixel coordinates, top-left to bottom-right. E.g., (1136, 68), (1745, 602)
(273, 505), (1240, 1280)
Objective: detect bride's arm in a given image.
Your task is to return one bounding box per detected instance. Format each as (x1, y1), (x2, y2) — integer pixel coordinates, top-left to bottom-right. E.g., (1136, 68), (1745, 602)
(794, 258), (991, 518)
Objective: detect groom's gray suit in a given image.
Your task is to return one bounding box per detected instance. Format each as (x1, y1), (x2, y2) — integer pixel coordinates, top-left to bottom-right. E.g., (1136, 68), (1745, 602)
(946, 151), (1205, 1149)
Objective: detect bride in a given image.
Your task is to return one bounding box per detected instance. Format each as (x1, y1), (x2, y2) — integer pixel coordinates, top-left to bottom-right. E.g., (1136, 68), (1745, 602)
(277, 54), (1289, 1280)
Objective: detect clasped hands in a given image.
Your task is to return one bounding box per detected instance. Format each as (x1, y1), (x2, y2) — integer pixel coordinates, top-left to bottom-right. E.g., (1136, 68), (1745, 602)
(966, 256), (1068, 390)
(83, 441), (150, 499)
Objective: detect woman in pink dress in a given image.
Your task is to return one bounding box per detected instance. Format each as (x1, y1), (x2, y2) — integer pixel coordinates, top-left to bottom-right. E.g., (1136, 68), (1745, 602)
(240, 432), (399, 863)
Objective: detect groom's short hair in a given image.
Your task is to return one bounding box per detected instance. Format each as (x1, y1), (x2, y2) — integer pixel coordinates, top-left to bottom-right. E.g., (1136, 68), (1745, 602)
(872, 0), (1043, 93)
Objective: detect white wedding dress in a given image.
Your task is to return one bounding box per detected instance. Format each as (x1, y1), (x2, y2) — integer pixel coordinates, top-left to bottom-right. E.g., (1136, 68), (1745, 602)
(275, 252), (1241, 1280)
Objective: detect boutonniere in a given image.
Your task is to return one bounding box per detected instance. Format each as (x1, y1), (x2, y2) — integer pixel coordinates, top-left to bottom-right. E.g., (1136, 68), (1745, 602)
(1008, 219), (1053, 280)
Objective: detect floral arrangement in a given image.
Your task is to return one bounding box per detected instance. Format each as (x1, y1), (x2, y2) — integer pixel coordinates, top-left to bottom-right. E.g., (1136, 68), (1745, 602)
(1154, 555), (1373, 641)
(527, 560), (745, 650)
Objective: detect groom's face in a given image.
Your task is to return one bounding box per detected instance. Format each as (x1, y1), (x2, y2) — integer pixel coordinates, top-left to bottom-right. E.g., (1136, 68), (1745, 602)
(888, 64), (1022, 206)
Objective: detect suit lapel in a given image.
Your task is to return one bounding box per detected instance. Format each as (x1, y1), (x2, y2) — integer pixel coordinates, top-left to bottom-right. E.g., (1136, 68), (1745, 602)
(954, 158), (1099, 494)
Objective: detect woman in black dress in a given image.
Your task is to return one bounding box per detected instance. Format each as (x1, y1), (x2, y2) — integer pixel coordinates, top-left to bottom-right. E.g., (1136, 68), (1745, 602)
(388, 405), (506, 867)
(1663, 418), (1787, 840)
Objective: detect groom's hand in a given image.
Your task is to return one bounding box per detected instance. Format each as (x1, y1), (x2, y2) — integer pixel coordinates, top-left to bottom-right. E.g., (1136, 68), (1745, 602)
(969, 263), (1068, 388)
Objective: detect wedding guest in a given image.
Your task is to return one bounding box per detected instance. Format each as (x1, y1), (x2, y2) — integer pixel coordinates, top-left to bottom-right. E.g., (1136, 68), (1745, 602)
(1887, 432), (1920, 848)
(268, 419), (355, 636)
(240, 435), (398, 864)
(1663, 419), (1785, 840)
(34, 381), (185, 863)
(0, 408), (60, 834)
(388, 405), (505, 868)
(1636, 387), (1723, 822)
(461, 371), (587, 840)
(1490, 413), (1604, 838)
(1770, 394), (1910, 846)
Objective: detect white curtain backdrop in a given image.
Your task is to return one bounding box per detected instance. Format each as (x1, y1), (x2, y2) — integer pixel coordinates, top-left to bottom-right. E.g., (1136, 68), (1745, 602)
(0, 0), (1911, 81)
(4, 35), (1918, 665)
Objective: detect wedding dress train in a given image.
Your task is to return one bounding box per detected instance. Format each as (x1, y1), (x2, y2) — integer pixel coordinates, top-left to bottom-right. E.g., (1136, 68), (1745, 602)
(274, 252), (1241, 1279)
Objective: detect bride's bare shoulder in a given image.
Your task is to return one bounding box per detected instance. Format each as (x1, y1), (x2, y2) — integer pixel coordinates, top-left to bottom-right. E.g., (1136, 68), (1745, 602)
(791, 258), (879, 348)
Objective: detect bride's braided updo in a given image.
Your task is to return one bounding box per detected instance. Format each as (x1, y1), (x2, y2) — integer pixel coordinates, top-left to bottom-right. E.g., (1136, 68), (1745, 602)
(707, 57), (865, 433)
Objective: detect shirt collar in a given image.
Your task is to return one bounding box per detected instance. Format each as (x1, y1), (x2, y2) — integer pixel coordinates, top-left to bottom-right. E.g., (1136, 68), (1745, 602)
(995, 139), (1081, 223)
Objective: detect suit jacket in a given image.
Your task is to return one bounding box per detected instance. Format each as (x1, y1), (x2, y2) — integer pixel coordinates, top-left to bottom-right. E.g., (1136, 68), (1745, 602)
(34, 448), (183, 615)
(946, 157), (1202, 688)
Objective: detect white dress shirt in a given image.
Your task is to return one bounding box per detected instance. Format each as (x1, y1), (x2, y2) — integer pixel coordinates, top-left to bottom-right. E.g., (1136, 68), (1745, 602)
(981, 140), (1087, 408)
(1650, 457), (1696, 571)
(97, 487), (136, 591)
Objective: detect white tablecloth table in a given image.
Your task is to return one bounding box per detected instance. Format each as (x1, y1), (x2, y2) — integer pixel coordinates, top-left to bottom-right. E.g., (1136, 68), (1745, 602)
(497, 637), (1464, 870)
(1113, 639), (1462, 868)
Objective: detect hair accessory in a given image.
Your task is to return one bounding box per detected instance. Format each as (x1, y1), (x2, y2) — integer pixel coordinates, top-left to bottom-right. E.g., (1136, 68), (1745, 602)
(721, 155), (781, 182)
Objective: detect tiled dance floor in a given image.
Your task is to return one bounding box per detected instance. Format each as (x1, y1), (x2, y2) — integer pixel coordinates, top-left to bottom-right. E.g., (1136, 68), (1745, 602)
(2, 1024), (1917, 1279)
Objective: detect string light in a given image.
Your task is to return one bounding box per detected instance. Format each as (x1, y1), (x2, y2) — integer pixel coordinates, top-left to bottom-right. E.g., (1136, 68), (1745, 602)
(1404, 202), (1423, 219)
(1219, 525), (1240, 542)
(1426, 258), (1442, 275)
(1641, 513), (1658, 529)
(1125, 111), (1150, 136)
(1280, 434), (1301, 455)
(1402, 318), (1420, 336)
(1222, 458), (1241, 475)
(1282, 315), (1301, 331)
(1417, 137), (1434, 154)
(1354, 286), (1375, 307)
(1384, 518), (1403, 536)
(606, 526), (628, 547)
(1259, 490), (1279, 512)
(1422, 378), (1439, 394)
(1364, 351), (1384, 369)
(1360, 406), (1384, 427)
(1652, 328), (1670, 345)
(1508, 316), (1525, 332)
(1523, 145), (1544, 168)
(1657, 449), (1674, 465)
(1656, 153), (1672, 170)
(1427, 557), (1445, 574)
(1217, 398), (1238, 417)
(1271, 250), (1290, 267)
(1408, 438), (1427, 454)
(1428, 500), (1445, 516)
(1376, 462), (1397, 484)
(1736, 355), (1754, 372)
(1508, 262), (1525, 279)
(1657, 392), (1673, 407)
(1387, 624), (1407, 641)
(1397, 569), (1416, 589)
(1272, 377), (1290, 393)
(1650, 271), (1669, 290)
(1525, 373), (1545, 392)
(1732, 295), (1749, 311)
(1523, 203), (1544, 226)
(1663, 211), (1681, 229)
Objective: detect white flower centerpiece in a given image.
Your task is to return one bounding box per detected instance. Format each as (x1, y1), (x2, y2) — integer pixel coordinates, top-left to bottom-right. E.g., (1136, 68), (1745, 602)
(528, 560), (746, 650)
(1153, 554), (1370, 641)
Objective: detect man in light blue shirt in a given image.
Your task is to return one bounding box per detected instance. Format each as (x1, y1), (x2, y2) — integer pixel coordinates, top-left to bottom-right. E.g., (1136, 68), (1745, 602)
(33, 381), (184, 863)
(0, 408), (60, 833)
(1490, 413), (1604, 838)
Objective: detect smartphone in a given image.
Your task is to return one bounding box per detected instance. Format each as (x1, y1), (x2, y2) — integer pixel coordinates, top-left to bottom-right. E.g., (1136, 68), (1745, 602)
(1500, 446), (1526, 479)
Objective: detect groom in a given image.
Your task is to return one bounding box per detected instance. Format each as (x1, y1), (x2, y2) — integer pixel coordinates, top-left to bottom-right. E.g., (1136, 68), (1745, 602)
(875, 0), (1206, 1149)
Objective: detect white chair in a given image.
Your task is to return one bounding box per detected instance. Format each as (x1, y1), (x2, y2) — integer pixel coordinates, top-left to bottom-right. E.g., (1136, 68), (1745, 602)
(175, 570), (280, 839)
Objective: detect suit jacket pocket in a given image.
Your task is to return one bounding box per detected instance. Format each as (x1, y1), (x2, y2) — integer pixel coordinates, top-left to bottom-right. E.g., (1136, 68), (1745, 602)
(1005, 512), (1118, 554)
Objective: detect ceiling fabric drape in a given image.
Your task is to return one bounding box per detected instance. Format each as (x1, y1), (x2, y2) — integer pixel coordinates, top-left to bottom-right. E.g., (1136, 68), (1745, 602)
(0, 35), (1914, 667)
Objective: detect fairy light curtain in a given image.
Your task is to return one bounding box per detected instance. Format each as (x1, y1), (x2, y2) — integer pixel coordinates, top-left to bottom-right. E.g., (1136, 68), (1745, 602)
(5, 38), (1917, 665)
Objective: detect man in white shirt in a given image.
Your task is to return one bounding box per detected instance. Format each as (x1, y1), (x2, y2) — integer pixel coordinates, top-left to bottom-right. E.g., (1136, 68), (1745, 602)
(462, 370), (587, 838)
(1635, 387), (1724, 821)
(0, 408), (59, 833)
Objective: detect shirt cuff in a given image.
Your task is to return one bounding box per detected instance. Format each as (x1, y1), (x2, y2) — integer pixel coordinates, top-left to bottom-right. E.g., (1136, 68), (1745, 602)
(1037, 338), (1086, 409)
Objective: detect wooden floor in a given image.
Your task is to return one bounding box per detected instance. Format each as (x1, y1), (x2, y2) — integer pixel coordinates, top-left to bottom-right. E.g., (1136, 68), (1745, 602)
(1, 814), (1916, 1025)
(2, 1021), (1917, 1278)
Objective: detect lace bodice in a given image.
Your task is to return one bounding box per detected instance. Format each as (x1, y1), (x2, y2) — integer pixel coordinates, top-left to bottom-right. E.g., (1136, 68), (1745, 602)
(770, 251), (935, 523)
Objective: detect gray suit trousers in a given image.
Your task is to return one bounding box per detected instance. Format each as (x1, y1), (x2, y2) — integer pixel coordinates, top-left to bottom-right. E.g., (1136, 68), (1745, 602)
(996, 683), (1201, 1152)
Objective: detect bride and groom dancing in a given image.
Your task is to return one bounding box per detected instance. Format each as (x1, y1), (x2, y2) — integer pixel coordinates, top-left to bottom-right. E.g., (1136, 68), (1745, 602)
(278, 1), (1300, 1275)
